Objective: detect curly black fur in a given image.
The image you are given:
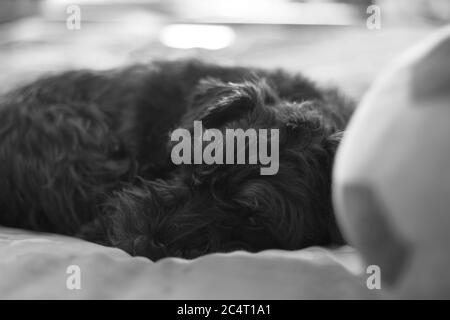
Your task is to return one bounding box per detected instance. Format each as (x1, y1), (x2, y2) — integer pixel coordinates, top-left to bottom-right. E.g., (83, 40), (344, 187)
(0, 59), (353, 260)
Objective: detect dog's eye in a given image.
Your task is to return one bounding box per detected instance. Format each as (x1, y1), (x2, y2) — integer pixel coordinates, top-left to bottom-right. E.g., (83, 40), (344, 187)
(109, 141), (126, 158)
(248, 216), (258, 226)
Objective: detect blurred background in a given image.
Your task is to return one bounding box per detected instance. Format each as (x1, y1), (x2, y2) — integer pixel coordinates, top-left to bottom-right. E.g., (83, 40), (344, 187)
(0, 0), (448, 99)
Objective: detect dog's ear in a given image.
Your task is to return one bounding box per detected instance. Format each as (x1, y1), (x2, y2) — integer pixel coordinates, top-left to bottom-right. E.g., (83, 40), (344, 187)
(324, 131), (344, 162)
(185, 77), (278, 128)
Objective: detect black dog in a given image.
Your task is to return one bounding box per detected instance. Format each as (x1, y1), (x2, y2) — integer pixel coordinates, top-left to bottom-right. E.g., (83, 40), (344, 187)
(0, 59), (353, 260)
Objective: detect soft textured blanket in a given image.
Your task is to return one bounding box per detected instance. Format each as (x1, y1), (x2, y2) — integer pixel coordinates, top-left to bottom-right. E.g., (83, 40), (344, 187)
(0, 226), (378, 299)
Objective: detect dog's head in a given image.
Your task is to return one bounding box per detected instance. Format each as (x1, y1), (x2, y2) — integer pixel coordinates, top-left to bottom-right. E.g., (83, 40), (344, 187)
(102, 78), (348, 260)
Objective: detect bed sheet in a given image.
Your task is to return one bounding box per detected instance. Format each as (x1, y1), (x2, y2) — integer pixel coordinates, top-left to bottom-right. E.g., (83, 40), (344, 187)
(0, 226), (379, 299)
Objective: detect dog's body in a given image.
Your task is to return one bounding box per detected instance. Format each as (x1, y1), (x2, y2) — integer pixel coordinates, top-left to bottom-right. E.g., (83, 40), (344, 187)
(0, 59), (353, 260)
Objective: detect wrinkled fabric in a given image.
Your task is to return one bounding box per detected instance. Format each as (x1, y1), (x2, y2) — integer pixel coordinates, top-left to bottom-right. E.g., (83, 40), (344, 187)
(0, 226), (377, 299)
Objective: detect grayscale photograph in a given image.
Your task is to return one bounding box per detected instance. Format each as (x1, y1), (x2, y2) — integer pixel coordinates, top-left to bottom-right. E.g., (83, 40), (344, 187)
(0, 0), (449, 305)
